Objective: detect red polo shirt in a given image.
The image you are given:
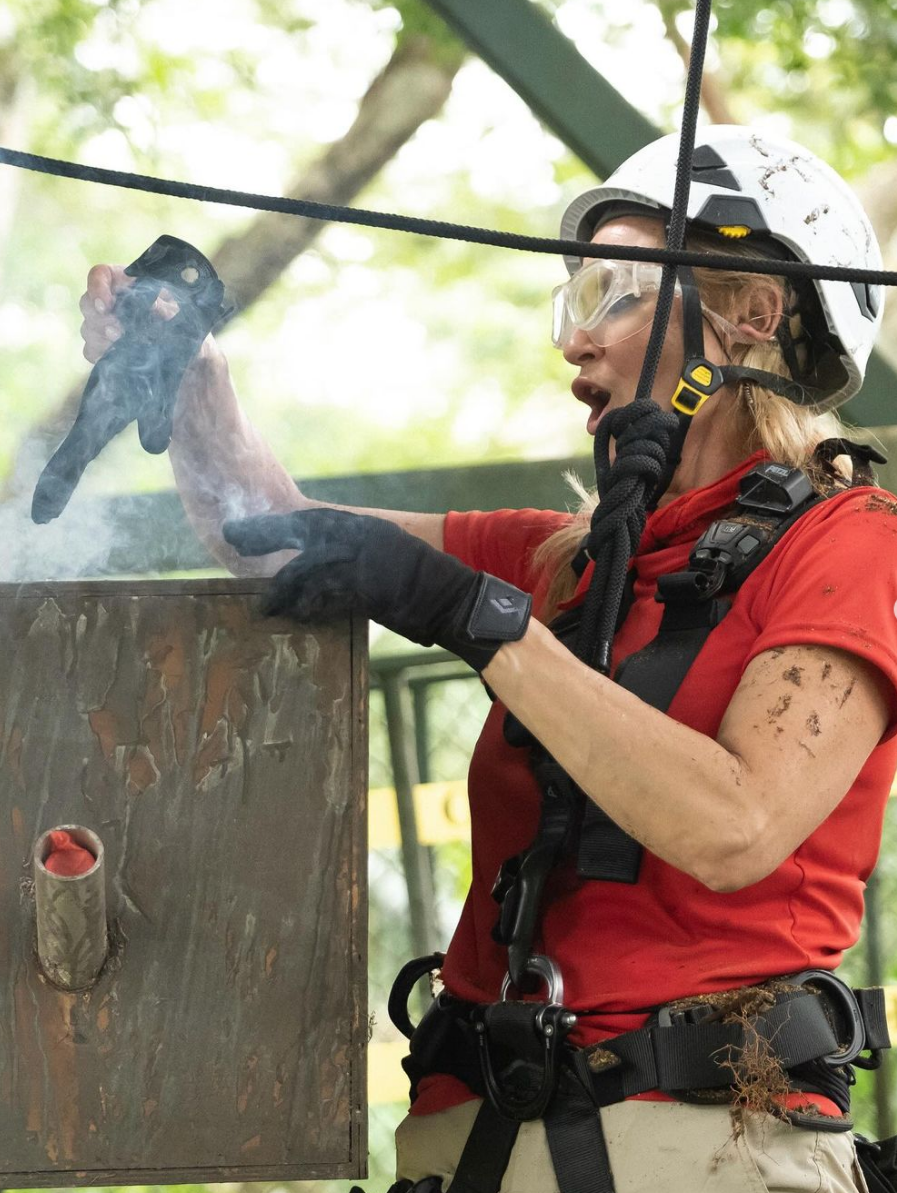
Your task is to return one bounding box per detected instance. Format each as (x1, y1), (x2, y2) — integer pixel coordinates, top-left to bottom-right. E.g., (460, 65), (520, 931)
(411, 454), (897, 1117)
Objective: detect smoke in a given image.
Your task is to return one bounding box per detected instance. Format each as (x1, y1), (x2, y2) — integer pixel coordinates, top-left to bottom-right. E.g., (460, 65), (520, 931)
(0, 437), (121, 582)
(0, 432), (226, 583)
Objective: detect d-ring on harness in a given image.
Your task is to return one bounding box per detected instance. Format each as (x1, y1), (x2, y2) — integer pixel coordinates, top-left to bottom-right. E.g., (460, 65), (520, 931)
(475, 957), (575, 1123)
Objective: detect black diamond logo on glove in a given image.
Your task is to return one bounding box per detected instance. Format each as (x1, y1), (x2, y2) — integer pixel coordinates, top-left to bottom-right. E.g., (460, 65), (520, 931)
(490, 597), (518, 614)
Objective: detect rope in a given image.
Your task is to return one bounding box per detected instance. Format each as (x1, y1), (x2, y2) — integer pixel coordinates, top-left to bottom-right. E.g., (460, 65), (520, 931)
(574, 0), (713, 674)
(2, 145), (897, 288)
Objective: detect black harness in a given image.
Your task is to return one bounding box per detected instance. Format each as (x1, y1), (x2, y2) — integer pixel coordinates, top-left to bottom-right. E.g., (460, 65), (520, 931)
(381, 444), (893, 1193)
(389, 957), (890, 1193)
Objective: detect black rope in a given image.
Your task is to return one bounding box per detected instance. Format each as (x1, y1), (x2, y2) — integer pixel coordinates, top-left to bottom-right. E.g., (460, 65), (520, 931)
(573, 0), (713, 674)
(2, 145), (897, 288)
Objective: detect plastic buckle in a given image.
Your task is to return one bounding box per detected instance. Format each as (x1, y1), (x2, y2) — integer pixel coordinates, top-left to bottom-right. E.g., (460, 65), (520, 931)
(736, 462), (815, 515)
(671, 358), (725, 416)
(690, 557), (729, 600)
(790, 969), (866, 1067)
(656, 1002), (718, 1028)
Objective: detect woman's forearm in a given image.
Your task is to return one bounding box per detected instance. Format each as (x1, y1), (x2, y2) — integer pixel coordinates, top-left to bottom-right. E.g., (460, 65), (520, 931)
(169, 340), (307, 575)
(483, 621), (752, 889)
(482, 621), (887, 892)
(168, 338), (446, 573)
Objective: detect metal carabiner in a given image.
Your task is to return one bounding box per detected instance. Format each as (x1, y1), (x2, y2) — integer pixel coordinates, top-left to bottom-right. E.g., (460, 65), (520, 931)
(501, 954), (565, 1006)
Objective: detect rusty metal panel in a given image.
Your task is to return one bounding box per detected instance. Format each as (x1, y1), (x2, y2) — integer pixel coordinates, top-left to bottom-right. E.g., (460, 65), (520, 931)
(0, 579), (368, 1187)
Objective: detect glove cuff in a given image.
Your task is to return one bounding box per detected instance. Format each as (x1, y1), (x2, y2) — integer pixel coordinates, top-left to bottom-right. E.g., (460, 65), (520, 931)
(449, 573), (532, 672)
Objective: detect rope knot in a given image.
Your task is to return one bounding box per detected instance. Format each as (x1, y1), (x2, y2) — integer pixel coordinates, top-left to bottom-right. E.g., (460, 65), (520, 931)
(582, 399), (680, 563)
(596, 399), (680, 499)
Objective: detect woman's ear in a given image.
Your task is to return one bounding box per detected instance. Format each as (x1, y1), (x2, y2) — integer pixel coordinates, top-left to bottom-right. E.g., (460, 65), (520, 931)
(734, 280), (784, 341)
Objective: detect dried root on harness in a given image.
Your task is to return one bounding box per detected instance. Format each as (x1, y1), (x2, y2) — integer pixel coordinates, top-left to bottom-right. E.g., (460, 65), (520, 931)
(667, 981), (801, 1127)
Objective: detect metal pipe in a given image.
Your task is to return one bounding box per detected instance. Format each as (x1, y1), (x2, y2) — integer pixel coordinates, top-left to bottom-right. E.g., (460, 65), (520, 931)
(382, 673), (438, 1023)
(33, 825), (108, 990)
(864, 868), (894, 1139)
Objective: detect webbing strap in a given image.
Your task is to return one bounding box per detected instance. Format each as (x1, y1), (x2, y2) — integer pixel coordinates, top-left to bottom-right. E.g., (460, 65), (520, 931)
(447, 1099), (521, 1193)
(591, 992), (839, 1102)
(574, 807), (644, 885)
(613, 602), (729, 710)
(577, 600), (728, 881)
(544, 1099), (615, 1193)
(855, 1136), (897, 1193)
(576, 464), (827, 883)
(856, 987), (892, 1052)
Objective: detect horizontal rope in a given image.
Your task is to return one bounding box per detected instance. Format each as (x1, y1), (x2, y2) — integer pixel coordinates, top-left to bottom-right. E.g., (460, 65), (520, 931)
(3, 144), (897, 287)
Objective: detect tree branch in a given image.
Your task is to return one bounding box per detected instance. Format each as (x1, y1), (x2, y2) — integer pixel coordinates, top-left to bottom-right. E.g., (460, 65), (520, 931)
(656, 1), (738, 126)
(212, 32), (464, 308)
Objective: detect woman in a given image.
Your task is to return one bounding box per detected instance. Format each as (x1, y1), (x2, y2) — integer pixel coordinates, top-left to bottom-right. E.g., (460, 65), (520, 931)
(81, 127), (895, 1191)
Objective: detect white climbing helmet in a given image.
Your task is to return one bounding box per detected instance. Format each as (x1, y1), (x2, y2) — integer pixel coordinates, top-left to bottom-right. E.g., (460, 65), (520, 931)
(560, 126), (884, 409)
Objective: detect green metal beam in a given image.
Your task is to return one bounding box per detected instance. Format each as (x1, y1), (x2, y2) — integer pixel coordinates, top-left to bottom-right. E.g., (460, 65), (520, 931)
(34, 456), (591, 578)
(421, 0), (897, 426)
(421, 0), (656, 178)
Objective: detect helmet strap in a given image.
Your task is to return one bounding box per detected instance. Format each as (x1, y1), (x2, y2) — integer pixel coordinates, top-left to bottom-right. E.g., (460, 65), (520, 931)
(649, 271), (829, 509)
(647, 265), (723, 509)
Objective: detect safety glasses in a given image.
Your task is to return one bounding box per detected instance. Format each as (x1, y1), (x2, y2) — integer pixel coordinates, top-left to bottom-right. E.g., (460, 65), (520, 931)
(551, 259), (680, 349)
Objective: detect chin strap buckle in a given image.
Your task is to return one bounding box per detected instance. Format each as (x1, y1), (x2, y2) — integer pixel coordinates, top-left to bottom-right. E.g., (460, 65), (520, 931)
(671, 358), (726, 416)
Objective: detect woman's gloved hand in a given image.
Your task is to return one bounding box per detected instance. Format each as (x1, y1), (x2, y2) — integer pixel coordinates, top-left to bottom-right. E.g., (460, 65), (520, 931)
(222, 508), (532, 673)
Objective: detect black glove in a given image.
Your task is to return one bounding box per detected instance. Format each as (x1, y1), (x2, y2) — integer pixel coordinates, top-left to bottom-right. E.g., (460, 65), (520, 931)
(32, 236), (232, 524)
(222, 508), (532, 673)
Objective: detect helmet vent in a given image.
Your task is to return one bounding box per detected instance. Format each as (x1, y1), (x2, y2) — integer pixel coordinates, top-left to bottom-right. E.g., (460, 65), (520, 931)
(690, 144), (742, 192)
(850, 280), (881, 321)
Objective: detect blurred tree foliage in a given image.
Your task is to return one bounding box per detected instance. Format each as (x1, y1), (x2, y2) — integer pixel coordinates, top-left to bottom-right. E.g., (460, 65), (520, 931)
(536, 0), (897, 170)
(666, 0), (897, 174)
(4, 0), (896, 497)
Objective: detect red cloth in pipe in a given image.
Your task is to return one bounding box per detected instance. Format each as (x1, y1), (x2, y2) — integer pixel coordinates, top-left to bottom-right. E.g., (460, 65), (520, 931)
(44, 830), (96, 876)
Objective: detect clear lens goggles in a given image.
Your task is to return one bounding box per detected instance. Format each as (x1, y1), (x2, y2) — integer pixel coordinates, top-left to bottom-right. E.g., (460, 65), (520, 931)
(551, 259), (680, 349)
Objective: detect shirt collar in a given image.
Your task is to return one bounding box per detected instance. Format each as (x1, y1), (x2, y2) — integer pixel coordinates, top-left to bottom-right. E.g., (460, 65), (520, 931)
(638, 449), (769, 555)
(561, 450), (769, 607)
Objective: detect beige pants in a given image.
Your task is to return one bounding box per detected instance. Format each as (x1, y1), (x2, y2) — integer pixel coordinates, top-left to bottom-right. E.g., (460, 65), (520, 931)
(395, 1098), (869, 1192)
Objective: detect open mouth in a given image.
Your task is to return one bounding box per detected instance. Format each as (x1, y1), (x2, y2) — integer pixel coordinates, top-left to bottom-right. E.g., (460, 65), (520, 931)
(572, 379), (611, 434)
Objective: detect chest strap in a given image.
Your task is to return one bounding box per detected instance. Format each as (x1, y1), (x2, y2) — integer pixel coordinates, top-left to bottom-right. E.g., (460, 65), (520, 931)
(493, 459), (823, 974)
(577, 460), (822, 882)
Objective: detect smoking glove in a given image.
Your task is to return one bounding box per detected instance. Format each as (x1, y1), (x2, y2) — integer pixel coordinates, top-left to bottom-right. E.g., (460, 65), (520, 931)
(32, 236), (232, 524)
(222, 508), (532, 673)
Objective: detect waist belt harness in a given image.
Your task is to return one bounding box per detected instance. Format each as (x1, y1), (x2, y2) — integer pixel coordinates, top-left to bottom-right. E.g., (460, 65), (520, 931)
(388, 954), (891, 1193)
(385, 445), (892, 1193)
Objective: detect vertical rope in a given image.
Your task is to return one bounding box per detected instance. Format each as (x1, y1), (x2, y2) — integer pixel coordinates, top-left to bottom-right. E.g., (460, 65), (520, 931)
(574, 0), (715, 673)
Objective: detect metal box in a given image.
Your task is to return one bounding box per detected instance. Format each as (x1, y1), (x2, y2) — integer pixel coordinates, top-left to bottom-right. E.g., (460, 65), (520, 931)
(0, 580), (368, 1186)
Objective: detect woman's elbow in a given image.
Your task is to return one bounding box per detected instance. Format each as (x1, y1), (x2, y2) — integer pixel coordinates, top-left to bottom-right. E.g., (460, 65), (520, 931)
(691, 820), (774, 893)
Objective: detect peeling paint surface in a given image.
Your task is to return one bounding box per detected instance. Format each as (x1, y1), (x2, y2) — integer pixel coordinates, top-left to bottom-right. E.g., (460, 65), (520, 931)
(0, 580), (368, 1185)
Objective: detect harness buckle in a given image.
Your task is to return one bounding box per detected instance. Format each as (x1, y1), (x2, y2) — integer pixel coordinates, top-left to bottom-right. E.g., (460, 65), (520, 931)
(474, 995), (577, 1121)
(736, 462), (816, 515)
(671, 358), (725, 415)
(790, 969), (867, 1067)
(656, 1001), (718, 1028)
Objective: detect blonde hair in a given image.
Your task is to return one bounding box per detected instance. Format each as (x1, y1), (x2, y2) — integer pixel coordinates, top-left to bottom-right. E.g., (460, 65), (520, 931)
(533, 231), (854, 619)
